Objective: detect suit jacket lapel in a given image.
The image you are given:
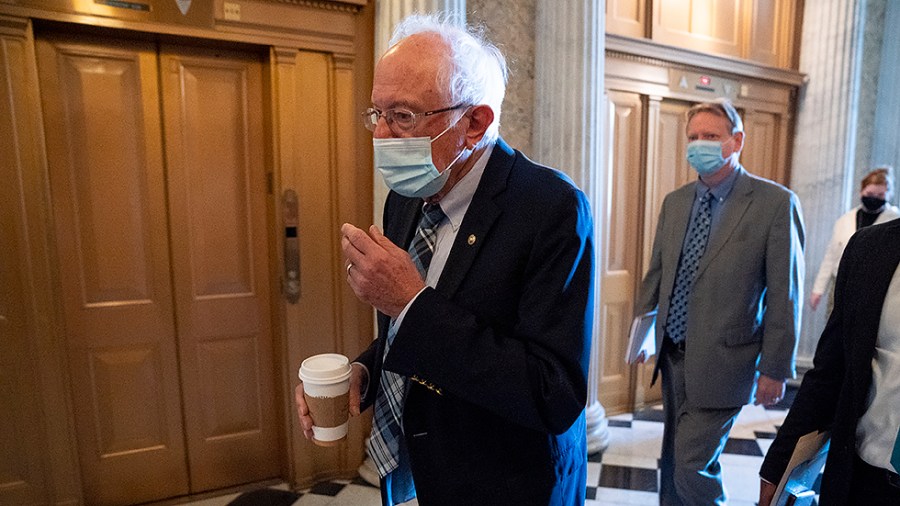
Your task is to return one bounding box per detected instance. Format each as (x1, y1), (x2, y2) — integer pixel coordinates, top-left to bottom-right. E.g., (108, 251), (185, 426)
(378, 195), (421, 340)
(386, 197), (421, 250)
(695, 171), (753, 279)
(433, 139), (513, 297)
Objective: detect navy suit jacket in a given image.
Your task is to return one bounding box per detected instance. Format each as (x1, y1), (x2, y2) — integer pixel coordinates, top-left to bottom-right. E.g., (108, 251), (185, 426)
(356, 138), (594, 505)
(760, 219), (900, 504)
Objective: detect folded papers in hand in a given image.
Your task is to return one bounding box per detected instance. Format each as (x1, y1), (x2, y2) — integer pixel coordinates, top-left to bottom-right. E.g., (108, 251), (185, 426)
(773, 430), (830, 506)
(625, 310), (656, 364)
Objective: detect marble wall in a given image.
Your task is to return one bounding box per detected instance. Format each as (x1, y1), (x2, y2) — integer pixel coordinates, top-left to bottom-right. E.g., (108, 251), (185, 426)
(468, 0), (536, 157)
(871, 0), (900, 178)
(853, 0), (885, 184)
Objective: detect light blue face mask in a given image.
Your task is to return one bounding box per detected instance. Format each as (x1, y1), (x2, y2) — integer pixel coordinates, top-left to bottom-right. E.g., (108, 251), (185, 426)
(686, 140), (727, 176)
(374, 121), (467, 198)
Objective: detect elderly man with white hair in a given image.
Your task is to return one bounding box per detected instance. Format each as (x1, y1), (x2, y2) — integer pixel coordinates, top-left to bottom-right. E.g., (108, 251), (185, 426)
(295, 13), (595, 506)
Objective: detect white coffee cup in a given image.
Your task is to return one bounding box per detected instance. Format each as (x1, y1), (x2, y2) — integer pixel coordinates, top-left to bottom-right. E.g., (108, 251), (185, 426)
(298, 353), (352, 446)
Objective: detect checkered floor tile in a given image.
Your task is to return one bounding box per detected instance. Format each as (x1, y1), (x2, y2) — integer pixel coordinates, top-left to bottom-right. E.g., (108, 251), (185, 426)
(195, 387), (816, 506)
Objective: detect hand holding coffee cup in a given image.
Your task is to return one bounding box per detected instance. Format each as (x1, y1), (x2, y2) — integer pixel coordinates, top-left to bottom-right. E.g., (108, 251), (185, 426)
(297, 354), (364, 446)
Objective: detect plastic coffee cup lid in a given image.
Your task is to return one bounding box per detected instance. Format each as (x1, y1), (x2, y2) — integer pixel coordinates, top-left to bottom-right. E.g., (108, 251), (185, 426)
(299, 353), (352, 384)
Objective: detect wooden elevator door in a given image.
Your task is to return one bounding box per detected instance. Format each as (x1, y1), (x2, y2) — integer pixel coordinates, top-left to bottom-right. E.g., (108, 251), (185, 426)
(36, 33), (279, 505)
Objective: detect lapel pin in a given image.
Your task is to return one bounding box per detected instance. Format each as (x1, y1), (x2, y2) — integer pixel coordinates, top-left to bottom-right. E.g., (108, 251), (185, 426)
(467, 234), (476, 245)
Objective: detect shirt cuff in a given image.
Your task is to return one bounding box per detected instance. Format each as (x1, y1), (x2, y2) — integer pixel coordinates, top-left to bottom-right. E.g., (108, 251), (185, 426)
(392, 286), (428, 330)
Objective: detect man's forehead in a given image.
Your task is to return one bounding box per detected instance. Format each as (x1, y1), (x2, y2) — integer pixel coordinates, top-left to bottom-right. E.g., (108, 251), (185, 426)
(372, 33), (452, 106)
(687, 112), (731, 133)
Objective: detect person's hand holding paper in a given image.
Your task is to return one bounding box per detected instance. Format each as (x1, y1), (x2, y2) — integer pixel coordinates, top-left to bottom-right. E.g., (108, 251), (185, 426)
(625, 310), (657, 364)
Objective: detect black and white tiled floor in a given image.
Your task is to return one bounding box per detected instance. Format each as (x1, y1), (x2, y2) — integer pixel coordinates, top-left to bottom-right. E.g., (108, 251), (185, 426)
(190, 389), (801, 506)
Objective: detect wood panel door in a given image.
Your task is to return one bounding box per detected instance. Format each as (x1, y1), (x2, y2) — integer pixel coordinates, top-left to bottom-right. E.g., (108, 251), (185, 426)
(607, 0), (647, 38)
(742, 109), (784, 184)
(633, 99), (694, 407)
(36, 33), (278, 505)
(598, 91), (644, 414)
(652, 0), (743, 59)
(159, 44), (280, 491)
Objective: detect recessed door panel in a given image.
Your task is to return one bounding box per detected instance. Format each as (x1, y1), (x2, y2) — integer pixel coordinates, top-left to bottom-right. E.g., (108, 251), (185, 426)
(598, 91), (644, 414)
(38, 32), (279, 504)
(653, 0), (743, 58)
(36, 35), (189, 505)
(160, 45), (279, 492)
(743, 110), (781, 183)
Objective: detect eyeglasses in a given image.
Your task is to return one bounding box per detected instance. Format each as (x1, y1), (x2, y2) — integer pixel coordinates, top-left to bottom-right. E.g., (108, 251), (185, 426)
(362, 103), (467, 134)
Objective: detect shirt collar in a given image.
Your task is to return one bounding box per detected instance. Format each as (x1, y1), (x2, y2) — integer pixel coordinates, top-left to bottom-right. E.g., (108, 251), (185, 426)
(432, 142), (494, 231)
(697, 165), (743, 202)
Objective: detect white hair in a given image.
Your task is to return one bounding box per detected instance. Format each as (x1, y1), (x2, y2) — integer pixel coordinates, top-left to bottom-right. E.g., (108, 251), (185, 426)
(390, 13), (508, 146)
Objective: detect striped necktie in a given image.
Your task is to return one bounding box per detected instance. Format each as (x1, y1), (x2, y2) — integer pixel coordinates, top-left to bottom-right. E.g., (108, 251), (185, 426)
(368, 203), (445, 478)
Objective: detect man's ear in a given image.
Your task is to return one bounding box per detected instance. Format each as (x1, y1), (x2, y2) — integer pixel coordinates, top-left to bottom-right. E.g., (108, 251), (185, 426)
(732, 131), (745, 153)
(464, 105), (495, 148)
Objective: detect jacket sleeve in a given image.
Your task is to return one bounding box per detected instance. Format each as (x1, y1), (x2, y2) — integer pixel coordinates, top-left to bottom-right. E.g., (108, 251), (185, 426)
(759, 227), (856, 484)
(635, 197), (668, 316)
(758, 192), (805, 380)
(812, 212), (848, 295)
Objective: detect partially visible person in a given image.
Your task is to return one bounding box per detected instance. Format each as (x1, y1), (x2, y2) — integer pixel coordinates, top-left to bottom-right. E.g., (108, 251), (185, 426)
(634, 99), (805, 505)
(295, 13), (594, 506)
(759, 219), (900, 505)
(810, 166), (899, 311)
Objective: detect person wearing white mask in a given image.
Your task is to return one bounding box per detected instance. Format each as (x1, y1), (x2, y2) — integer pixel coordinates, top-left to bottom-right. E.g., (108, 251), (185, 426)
(810, 166), (900, 312)
(294, 13), (594, 506)
(633, 99), (805, 505)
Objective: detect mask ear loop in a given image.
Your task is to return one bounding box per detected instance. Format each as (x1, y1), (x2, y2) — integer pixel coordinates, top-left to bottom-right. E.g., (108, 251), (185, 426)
(429, 105), (472, 143)
(431, 106), (473, 175)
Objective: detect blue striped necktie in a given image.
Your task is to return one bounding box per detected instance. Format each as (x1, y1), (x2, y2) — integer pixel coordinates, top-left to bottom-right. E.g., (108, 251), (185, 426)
(368, 203), (445, 478)
(665, 192), (713, 344)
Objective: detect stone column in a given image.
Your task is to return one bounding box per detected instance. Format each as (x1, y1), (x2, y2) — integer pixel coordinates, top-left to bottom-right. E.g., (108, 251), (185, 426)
(791, 0), (867, 369)
(361, 1), (467, 486)
(871, 0), (900, 176)
(533, 0), (609, 453)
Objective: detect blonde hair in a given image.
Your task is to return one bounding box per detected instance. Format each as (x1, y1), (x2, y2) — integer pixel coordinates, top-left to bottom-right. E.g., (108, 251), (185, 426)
(686, 98), (744, 134)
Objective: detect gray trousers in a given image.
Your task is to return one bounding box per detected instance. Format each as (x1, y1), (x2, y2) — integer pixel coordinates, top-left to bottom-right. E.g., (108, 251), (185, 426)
(659, 344), (742, 506)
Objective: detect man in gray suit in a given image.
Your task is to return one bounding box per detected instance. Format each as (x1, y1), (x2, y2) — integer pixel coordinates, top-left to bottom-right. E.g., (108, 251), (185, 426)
(634, 99), (805, 505)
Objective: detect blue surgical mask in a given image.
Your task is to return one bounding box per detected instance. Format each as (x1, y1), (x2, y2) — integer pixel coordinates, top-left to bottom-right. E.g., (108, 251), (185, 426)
(686, 140), (727, 176)
(374, 122), (467, 198)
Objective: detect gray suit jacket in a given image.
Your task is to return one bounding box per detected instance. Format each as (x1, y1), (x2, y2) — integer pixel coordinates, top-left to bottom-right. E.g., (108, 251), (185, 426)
(636, 168), (805, 408)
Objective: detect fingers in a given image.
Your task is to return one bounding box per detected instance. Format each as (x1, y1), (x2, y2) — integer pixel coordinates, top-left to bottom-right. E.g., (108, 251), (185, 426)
(754, 390), (783, 406)
(753, 392), (781, 406)
(349, 364), (366, 417)
(294, 383), (314, 440)
(369, 225), (394, 248)
(810, 293), (822, 310)
(295, 383), (308, 415)
(342, 224), (399, 280)
(754, 375), (785, 406)
(342, 223), (380, 261)
(759, 480), (777, 506)
(755, 396), (780, 406)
